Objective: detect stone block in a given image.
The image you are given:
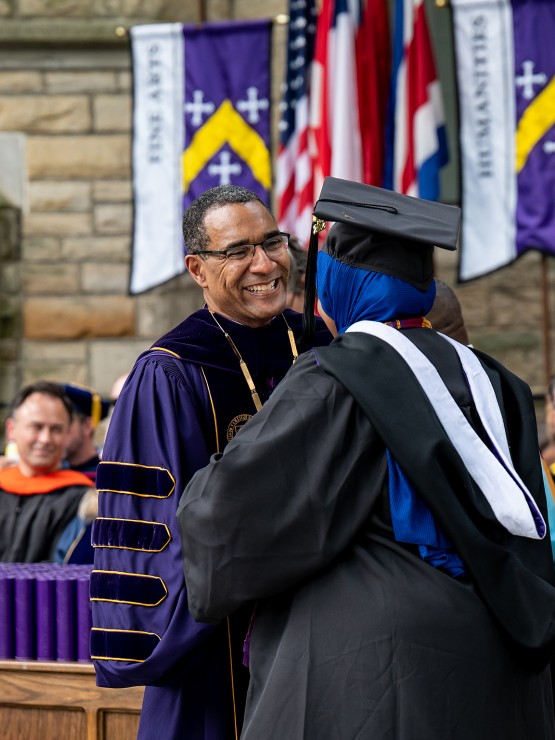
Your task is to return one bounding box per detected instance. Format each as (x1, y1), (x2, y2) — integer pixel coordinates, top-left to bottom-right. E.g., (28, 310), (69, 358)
(22, 362), (87, 387)
(81, 262), (129, 293)
(136, 280), (203, 337)
(0, 71), (43, 92)
(0, 133), (27, 211)
(23, 211), (92, 237)
(92, 179), (131, 202)
(0, 366), (19, 407)
(19, 0), (89, 17)
(45, 70), (119, 94)
(62, 235), (130, 262)
(94, 203), (132, 234)
(0, 339), (18, 362)
(93, 0), (120, 16)
(117, 71), (131, 92)
(21, 262), (80, 294)
(93, 94), (131, 132)
(90, 338), (148, 395)
(24, 295), (135, 339)
(121, 0), (196, 20)
(234, 0), (284, 19)
(22, 236), (62, 261)
(0, 207), (21, 260)
(27, 135), (130, 179)
(492, 285), (542, 328)
(0, 264), (21, 294)
(22, 339), (87, 362)
(0, 295), (21, 339)
(29, 181), (91, 212)
(0, 95), (90, 132)
(0, 0), (11, 16)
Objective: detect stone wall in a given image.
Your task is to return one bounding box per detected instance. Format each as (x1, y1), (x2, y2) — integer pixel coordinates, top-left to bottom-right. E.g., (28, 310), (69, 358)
(0, 0), (553, 438)
(0, 0), (288, 423)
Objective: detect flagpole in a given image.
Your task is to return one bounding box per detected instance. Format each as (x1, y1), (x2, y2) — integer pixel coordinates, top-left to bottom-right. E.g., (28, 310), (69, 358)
(542, 253), (552, 388)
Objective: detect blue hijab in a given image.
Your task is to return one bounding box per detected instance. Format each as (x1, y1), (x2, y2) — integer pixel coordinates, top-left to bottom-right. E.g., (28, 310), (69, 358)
(316, 250), (436, 333)
(316, 249), (465, 578)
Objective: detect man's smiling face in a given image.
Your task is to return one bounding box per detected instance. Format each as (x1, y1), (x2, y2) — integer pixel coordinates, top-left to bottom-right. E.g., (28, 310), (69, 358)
(185, 201), (290, 327)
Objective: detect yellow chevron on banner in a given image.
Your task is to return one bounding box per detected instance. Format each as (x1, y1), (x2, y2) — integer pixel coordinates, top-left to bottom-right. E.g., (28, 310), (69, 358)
(182, 99), (271, 192)
(515, 76), (555, 173)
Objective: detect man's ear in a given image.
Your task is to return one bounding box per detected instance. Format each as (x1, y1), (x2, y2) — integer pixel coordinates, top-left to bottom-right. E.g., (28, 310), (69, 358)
(185, 254), (208, 288)
(82, 415), (95, 439)
(5, 416), (14, 441)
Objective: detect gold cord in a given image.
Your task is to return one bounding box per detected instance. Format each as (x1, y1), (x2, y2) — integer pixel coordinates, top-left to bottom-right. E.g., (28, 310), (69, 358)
(283, 314), (299, 364)
(208, 309), (298, 413)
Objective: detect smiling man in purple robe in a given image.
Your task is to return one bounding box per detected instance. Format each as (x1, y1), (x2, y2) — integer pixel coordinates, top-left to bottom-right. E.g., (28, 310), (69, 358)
(90, 185), (331, 739)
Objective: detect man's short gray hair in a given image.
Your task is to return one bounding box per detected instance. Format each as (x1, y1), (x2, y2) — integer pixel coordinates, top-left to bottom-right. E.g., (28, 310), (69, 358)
(182, 185), (272, 254)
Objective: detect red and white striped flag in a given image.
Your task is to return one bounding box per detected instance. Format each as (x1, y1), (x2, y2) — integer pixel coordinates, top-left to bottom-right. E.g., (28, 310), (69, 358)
(384, 0), (448, 199)
(309, 0), (391, 197)
(276, 0), (318, 243)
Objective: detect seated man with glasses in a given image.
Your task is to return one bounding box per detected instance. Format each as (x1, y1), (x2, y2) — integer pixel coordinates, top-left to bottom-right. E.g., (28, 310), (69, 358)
(91, 184), (331, 740)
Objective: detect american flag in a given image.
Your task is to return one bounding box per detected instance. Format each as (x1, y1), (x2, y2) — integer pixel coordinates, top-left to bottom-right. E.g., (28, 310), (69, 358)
(384, 0), (448, 199)
(276, 0), (318, 244)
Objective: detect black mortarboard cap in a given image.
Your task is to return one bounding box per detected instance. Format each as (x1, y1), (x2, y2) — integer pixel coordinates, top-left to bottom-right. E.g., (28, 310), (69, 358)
(62, 383), (111, 428)
(302, 177), (461, 345)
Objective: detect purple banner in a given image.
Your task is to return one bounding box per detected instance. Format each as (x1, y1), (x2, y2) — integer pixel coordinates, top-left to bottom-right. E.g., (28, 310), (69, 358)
(0, 575), (14, 659)
(514, 0), (555, 256)
(36, 576), (56, 661)
(56, 577), (76, 662)
(14, 574), (36, 660)
(182, 19), (272, 214)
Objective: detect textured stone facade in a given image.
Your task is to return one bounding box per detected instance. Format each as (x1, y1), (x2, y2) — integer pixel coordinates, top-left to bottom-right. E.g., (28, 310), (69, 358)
(0, 0), (552, 440)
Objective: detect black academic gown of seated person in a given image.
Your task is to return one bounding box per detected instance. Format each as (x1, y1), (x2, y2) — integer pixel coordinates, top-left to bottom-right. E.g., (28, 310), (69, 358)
(179, 326), (555, 740)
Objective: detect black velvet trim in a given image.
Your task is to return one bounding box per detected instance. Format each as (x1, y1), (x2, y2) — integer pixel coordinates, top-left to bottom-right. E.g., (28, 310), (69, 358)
(92, 517), (171, 552)
(97, 461), (175, 498)
(90, 570), (167, 606)
(90, 627), (160, 662)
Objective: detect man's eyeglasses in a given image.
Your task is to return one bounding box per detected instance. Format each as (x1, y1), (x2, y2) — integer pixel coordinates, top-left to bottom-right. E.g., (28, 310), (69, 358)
(195, 233), (290, 262)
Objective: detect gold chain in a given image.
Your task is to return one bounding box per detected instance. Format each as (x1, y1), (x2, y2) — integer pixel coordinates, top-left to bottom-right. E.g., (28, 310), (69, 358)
(208, 309), (298, 413)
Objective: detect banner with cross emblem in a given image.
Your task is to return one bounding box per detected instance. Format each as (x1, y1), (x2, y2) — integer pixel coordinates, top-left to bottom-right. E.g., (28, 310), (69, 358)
(129, 20), (272, 294)
(452, 0), (555, 282)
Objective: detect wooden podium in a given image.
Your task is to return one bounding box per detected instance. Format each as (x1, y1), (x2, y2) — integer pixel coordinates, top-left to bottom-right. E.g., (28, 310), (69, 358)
(0, 660), (144, 739)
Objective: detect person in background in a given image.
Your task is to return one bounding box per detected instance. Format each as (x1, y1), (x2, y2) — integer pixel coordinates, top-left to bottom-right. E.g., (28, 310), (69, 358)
(62, 383), (110, 484)
(51, 383), (110, 563)
(542, 377), (555, 471)
(101, 372), (129, 443)
(179, 179), (555, 740)
(0, 381), (93, 562)
(286, 235), (307, 313)
(91, 185), (331, 740)
(425, 277), (470, 345)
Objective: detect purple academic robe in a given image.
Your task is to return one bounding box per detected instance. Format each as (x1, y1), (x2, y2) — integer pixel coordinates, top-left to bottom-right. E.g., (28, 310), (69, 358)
(91, 308), (331, 739)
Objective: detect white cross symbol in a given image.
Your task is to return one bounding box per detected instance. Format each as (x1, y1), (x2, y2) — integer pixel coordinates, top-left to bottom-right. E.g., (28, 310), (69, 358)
(516, 60), (547, 100)
(236, 87), (269, 124)
(184, 90), (215, 127)
(208, 151), (242, 185)
(544, 141), (555, 154)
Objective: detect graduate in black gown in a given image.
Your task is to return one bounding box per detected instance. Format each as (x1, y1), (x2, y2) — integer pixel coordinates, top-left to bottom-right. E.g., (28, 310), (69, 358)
(179, 178), (555, 740)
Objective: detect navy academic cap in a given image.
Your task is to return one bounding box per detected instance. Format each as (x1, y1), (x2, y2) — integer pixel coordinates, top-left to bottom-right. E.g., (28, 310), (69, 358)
(302, 177), (462, 345)
(62, 383), (111, 428)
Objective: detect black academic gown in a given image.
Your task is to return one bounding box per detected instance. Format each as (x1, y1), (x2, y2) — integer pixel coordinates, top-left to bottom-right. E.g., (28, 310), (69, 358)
(179, 328), (555, 740)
